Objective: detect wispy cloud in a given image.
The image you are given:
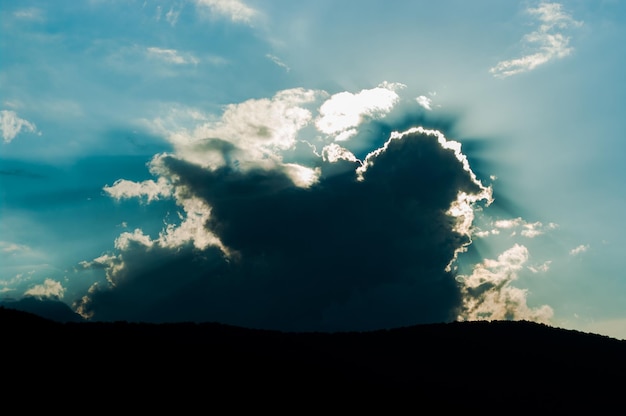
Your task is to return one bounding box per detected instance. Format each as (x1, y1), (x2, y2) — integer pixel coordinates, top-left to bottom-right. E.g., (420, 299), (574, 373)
(490, 2), (582, 78)
(13, 7), (45, 21)
(266, 54), (290, 72)
(146, 47), (199, 65)
(570, 244), (589, 256)
(166, 7), (181, 26)
(156, 5), (181, 26)
(528, 260), (552, 273)
(475, 216), (558, 238)
(79, 254), (119, 271)
(520, 220), (558, 237)
(195, 0), (259, 24)
(0, 241), (32, 254)
(0, 110), (40, 143)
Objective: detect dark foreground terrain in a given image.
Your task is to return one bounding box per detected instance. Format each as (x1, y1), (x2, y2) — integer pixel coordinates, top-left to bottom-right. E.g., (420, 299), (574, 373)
(2, 306), (625, 410)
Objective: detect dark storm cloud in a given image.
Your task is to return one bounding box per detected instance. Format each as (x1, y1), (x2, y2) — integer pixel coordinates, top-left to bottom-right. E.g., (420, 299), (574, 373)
(77, 129), (488, 331)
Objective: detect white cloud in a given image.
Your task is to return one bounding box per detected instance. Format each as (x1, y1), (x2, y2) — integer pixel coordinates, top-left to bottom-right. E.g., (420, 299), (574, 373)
(80, 254), (118, 270)
(315, 84), (401, 140)
(157, 194), (228, 252)
(114, 229), (154, 251)
(282, 164), (321, 188)
(105, 197), (226, 264)
(490, 2), (582, 78)
(458, 244), (553, 323)
(480, 217), (557, 238)
(570, 244), (589, 256)
(448, 190), (492, 240)
(146, 47), (199, 65)
(333, 129), (358, 142)
(24, 278), (65, 299)
(494, 217), (524, 229)
(474, 229), (498, 238)
(321, 143), (359, 163)
(81, 194), (226, 297)
(521, 221), (547, 237)
(1, 110), (39, 143)
(79, 254), (124, 287)
(195, 0), (258, 24)
(416, 95), (432, 111)
(103, 177), (173, 203)
(152, 88), (322, 173)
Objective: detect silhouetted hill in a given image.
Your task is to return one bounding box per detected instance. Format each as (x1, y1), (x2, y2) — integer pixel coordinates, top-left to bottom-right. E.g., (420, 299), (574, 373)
(0, 296), (84, 322)
(2, 306), (624, 410)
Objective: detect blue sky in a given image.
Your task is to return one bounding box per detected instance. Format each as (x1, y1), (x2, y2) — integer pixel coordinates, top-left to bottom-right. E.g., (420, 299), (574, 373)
(1, 0), (626, 337)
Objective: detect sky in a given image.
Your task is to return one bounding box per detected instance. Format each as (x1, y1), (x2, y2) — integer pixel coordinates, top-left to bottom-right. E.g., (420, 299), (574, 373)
(1, 0), (626, 337)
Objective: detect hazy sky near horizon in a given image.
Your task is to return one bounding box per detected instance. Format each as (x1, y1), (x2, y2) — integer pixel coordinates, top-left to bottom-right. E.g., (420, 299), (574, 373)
(2, 0), (626, 337)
